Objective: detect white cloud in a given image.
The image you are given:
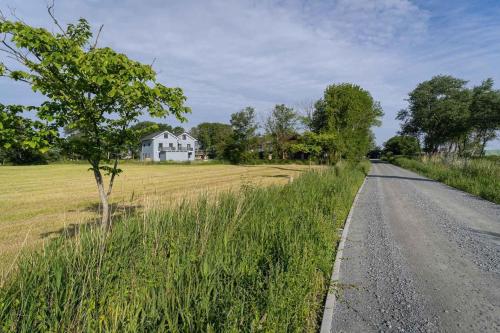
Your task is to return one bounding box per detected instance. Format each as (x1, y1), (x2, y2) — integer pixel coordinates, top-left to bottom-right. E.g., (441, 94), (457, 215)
(1, 0), (499, 147)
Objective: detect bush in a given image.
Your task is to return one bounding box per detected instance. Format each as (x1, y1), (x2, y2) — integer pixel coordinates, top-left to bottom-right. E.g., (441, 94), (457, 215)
(383, 135), (420, 157)
(0, 164), (367, 332)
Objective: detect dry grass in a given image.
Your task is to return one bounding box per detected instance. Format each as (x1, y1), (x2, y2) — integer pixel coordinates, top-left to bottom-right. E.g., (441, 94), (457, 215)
(0, 162), (320, 276)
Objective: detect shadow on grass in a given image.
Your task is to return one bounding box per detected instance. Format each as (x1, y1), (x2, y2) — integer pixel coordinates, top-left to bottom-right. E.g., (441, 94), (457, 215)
(367, 175), (437, 182)
(268, 166), (309, 173)
(261, 174), (291, 178)
(40, 203), (142, 239)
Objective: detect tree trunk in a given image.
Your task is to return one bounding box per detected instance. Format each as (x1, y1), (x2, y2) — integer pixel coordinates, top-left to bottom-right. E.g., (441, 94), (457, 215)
(480, 137), (488, 157)
(92, 166), (110, 229)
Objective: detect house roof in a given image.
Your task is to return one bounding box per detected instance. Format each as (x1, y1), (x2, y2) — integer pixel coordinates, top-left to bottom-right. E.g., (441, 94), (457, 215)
(140, 130), (197, 141)
(179, 132), (197, 141)
(141, 131), (165, 141)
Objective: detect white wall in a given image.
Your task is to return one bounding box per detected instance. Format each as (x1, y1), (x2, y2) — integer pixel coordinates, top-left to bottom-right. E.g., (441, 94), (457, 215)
(159, 151), (193, 161)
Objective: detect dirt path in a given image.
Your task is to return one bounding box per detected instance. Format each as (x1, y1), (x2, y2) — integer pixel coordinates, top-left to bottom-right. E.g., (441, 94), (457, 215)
(329, 160), (500, 332)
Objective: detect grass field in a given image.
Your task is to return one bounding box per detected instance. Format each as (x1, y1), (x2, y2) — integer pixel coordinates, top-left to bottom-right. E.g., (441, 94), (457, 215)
(0, 162), (367, 332)
(0, 162), (320, 278)
(393, 156), (500, 203)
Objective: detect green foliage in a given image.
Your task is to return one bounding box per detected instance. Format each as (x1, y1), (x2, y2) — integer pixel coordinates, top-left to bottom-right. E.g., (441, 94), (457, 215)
(225, 107), (258, 163)
(190, 122), (233, 159)
(393, 157), (500, 203)
(469, 79), (500, 155)
(0, 104), (57, 164)
(311, 83), (383, 161)
(397, 75), (500, 155)
(265, 104), (298, 159)
(0, 165), (367, 332)
(383, 135), (420, 156)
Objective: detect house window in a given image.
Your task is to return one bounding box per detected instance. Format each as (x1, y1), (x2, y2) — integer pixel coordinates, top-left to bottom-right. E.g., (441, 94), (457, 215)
(187, 144), (191, 149)
(182, 134), (187, 140)
(169, 143), (174, 149)
(164, 133), (168, 139)
(158, 143), (163, 150)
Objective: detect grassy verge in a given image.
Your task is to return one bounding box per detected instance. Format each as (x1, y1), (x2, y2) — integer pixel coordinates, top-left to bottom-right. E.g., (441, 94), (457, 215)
(392, 156), (499, 204)
(0, 162), (368, 332)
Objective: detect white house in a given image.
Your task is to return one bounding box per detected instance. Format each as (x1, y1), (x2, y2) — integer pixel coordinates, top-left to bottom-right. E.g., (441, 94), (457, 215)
(140, 131), (197, 162)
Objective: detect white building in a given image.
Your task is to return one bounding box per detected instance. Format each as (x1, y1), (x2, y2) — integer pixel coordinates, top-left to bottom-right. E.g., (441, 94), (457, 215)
(140, 130), (197, 162)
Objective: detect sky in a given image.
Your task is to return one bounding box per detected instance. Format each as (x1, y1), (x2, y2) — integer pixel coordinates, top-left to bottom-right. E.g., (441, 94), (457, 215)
(1, 0), (499, 148)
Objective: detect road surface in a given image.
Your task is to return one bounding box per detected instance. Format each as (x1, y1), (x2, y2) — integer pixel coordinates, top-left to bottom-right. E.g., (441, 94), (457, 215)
(329, 160), (500, 332)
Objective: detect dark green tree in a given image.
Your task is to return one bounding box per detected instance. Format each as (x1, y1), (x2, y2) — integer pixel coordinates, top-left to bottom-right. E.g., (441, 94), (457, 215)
(225, 107), (258, 163)
(397, 75), (471, 154)
(172, 126), (185, 136)
(312, 83), (383, 161)
(190, 122), (233, 159)
(383, 135), (420, 156)
(0, 13), (189, 226)
(265, 104), (298, 159)
(469, 79), (500, 156)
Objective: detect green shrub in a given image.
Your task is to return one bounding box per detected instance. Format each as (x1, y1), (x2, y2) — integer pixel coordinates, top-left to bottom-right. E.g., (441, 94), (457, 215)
(0, 164), (366, 332)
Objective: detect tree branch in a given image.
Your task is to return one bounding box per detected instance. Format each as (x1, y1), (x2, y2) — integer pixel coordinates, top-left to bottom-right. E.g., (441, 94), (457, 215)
(106, 156), (119, 197)
(91, 24), (104, 50)
(47, 0), (66, 36)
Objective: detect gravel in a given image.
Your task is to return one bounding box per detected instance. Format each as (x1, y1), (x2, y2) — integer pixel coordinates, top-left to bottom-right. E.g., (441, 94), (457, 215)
(328, 160), (500, 333)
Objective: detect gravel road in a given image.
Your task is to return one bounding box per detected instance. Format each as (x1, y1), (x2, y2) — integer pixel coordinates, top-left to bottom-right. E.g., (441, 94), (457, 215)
(329, 160), (500, 332)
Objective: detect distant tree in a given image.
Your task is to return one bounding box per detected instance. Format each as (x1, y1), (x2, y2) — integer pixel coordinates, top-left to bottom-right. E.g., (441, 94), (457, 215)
(469, 79), (500, 156)
(312, 83), (383, 161)
(265, 104), (298, 159)
(290, 131), (332, 163)
(310, 99), (328, 133)
(397, 75), (471, 154)
(172, 126), (185, 136)
(190, 122), (232, 159)
(0, 12), (189, 227)
(367, 146), (382, 159)
(383, 135), (420, 156)
(225, 107), (258, 163)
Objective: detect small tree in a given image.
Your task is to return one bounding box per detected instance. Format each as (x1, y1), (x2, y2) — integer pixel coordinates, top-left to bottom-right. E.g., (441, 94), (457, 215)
(265, 104), (298, 159)
(225, 107), (258, 163)
(0, 11), (189, 227)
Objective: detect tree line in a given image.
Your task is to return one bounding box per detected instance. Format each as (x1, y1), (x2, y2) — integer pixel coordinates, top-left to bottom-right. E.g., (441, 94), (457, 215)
(1, 84), (383, 165)
(388, 75), (500, 157)
(177, 83), (383, 164)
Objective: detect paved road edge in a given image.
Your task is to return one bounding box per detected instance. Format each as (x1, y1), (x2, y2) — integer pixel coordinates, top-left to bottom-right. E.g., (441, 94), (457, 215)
(319, 176), (367, 333)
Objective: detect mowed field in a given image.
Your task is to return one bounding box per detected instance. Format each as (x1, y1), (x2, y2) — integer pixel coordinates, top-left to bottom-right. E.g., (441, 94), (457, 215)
(0, 162), (319, 277)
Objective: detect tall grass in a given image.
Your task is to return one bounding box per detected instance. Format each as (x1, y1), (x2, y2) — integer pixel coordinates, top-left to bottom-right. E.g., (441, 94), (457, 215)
(0, 162), (367, 332)
(393, 156), (499, 203)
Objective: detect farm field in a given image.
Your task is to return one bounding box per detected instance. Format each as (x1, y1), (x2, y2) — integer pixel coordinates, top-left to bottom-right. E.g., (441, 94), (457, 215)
(0, 162), (320, 276)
